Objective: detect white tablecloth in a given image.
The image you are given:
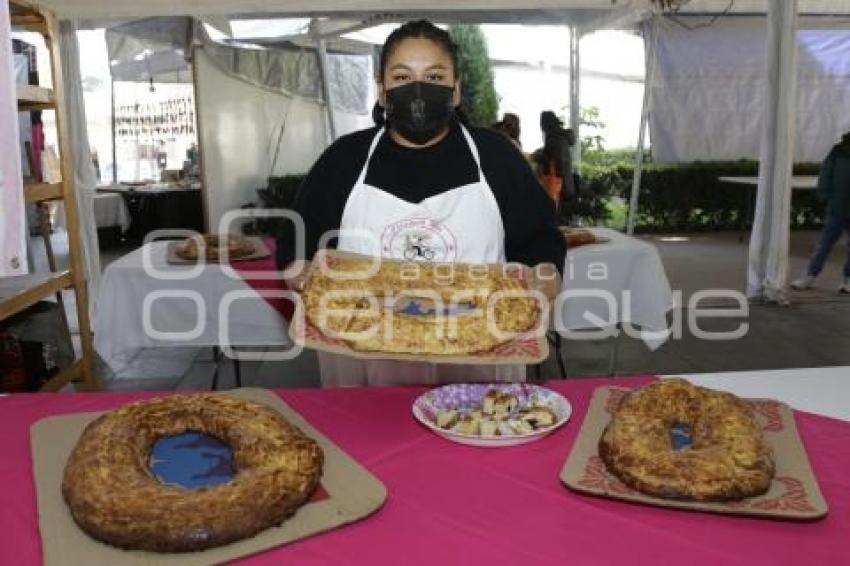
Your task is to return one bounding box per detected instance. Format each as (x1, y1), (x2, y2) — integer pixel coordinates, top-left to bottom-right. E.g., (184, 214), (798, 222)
(100, 182), (201, 194)
(94, 242), (289, 373)
(671, 367), (850, 422)
(719, 175), (818, 190)
(557, 228), (674, 349)
(92, 192), (130, 231)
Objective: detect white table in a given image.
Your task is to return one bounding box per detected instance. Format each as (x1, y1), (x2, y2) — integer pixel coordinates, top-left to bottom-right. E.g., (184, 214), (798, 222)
(670, 366), (850, 422)
(94, 241), (289, 375)
(544, 228), (674, 377)
(719, 176), (819, 241)
(718, 175), (818, 190)
(98, 181), (202, 195)
(557, 228), (674, 349)
(92, 192), (130, 231)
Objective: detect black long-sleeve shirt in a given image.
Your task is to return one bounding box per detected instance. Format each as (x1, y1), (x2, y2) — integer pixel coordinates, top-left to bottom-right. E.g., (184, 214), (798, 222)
(276, 120), (567, 272)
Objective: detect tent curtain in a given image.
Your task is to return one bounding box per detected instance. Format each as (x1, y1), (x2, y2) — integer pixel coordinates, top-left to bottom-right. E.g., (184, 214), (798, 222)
(746, 0), (799, 303)
(0, 1), (27, 277)
(650, 15), (850, 163)
(59, 20), (102, 302)
(105, 16), (193, 82)
(201, 39), (372, 114)
(104, 17), (372, 114)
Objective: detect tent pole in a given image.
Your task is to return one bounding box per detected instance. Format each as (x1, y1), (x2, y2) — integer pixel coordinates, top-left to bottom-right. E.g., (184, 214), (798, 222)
(626, 15), (658, 236)
(746, 0), (798, 303)
(110, 77), (117, 184)
(569, 25), (581, 167)
(312, 19), (337, 143)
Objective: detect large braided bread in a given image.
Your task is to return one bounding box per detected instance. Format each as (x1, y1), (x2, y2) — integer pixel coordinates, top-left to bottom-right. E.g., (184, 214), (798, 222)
(599, 379), (774, 501)
(62, 394), (323, 552)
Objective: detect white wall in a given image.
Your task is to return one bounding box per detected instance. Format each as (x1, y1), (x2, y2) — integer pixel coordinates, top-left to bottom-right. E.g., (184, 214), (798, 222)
(195, 48), (371, 230)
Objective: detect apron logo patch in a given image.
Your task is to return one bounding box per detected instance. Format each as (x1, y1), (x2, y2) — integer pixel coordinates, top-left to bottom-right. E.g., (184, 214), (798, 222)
(381, 217), (457, 262)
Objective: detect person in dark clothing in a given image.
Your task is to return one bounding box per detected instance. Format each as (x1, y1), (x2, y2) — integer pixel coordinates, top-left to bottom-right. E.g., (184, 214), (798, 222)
(276, 20), (565, 386)
(791, 132), (850, 294)
(491, 112), (522, 149)
(532, 110), (576, 209)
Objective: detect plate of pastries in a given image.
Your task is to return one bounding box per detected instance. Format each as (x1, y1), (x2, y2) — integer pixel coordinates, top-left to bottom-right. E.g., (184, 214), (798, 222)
(171, 233), (261, 262)
(413, 383), (571, 447)
(559, 227), (610, 248)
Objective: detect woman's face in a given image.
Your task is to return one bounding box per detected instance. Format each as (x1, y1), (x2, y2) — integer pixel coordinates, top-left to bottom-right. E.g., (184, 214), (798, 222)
(379, 37), (460, 107)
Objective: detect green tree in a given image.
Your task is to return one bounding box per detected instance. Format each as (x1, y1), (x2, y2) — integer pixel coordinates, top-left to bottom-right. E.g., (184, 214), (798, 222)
(448, 25), (499, 126)
(579, 106), (606, 155)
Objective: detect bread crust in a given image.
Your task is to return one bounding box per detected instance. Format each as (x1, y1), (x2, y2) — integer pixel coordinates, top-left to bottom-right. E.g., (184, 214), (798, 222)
(302, 258), (539, 355)
(176, 234), (254, 261)
(61, 394), (323, 552)
(598, 379), (775, 501)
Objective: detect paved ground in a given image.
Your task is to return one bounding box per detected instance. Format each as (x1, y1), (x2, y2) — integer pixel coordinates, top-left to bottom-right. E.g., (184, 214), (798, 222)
(25, 229), (850, 391)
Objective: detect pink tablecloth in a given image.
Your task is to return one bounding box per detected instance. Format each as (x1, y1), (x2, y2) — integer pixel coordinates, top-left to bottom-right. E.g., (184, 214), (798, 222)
(1, 377), (848, 565)
(230, 237), (295, 320)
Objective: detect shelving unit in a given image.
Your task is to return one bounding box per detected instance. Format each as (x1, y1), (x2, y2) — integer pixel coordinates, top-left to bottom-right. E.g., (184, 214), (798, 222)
(16, 84), (54, 110)
(1, 0), (98, 390)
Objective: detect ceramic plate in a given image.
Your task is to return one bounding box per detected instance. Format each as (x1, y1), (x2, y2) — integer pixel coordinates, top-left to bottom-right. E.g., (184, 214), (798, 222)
(412, 383), (571, 447)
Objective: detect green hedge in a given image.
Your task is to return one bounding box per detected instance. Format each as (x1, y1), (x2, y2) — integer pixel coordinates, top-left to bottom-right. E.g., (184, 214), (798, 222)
(250, 163), (827, 237)
(566, 160), (825, 233)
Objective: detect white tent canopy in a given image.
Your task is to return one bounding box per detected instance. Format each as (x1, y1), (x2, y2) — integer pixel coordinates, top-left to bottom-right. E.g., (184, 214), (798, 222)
(17, 0), (845, 303)
(35, 0), (850, 20)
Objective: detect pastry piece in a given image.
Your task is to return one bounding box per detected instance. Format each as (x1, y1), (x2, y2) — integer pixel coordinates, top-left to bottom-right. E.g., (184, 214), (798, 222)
(436, 409), (459, 429)
(518, 407), (557, 430)
(480, 419), (500, 437)
(482, 390), (519, 419)
(454, 415), (480, 436)
(482, 390), (500, 415)
(508, 420), (534, 435)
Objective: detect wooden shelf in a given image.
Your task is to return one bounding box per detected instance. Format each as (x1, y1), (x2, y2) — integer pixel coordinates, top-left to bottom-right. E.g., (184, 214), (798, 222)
(0, 271), (73, 321)
(6, 1), (99, 391)
(39, 359), (83, 392)
(10, 1), (46, 34)
(17, 85), (55, 111)
(24, 182), (63, 203)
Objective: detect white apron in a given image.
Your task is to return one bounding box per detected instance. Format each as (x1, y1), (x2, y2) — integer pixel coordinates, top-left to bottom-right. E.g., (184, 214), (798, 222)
(318, 125), (527, 387)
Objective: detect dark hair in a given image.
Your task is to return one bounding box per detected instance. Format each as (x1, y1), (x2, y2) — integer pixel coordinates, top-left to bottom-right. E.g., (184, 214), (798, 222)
(378, 20), (459, 83)
(372, 20), (467, 126)
(538, 110), (575, 178)
(501, 113), (520, 140)
(540, 110), (562, 135)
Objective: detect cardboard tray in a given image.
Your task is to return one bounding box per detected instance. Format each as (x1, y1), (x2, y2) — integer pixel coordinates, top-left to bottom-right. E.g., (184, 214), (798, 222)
(560, 386), (828, 520)
(166, 236), (270, 265)
(289, 249), (550, 365)
(31, 388), (387, 566)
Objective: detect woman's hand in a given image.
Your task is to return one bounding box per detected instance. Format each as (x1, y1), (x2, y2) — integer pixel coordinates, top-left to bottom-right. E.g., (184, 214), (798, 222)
(282, 259), (312, 292)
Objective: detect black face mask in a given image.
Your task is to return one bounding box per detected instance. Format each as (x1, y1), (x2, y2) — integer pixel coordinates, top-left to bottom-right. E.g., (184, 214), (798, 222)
(384, 82), (455, 145)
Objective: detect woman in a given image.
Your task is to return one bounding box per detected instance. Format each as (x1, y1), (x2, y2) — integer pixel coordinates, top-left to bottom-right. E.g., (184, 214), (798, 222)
(533, 110), (576, 209)
(277, 20), (566, 386)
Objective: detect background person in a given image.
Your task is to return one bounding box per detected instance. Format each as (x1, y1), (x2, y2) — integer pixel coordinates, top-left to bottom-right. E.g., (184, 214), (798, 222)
(791, 132), (850, 294)
(491, 112), (522, 150)
(532, 110), (576, 211)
